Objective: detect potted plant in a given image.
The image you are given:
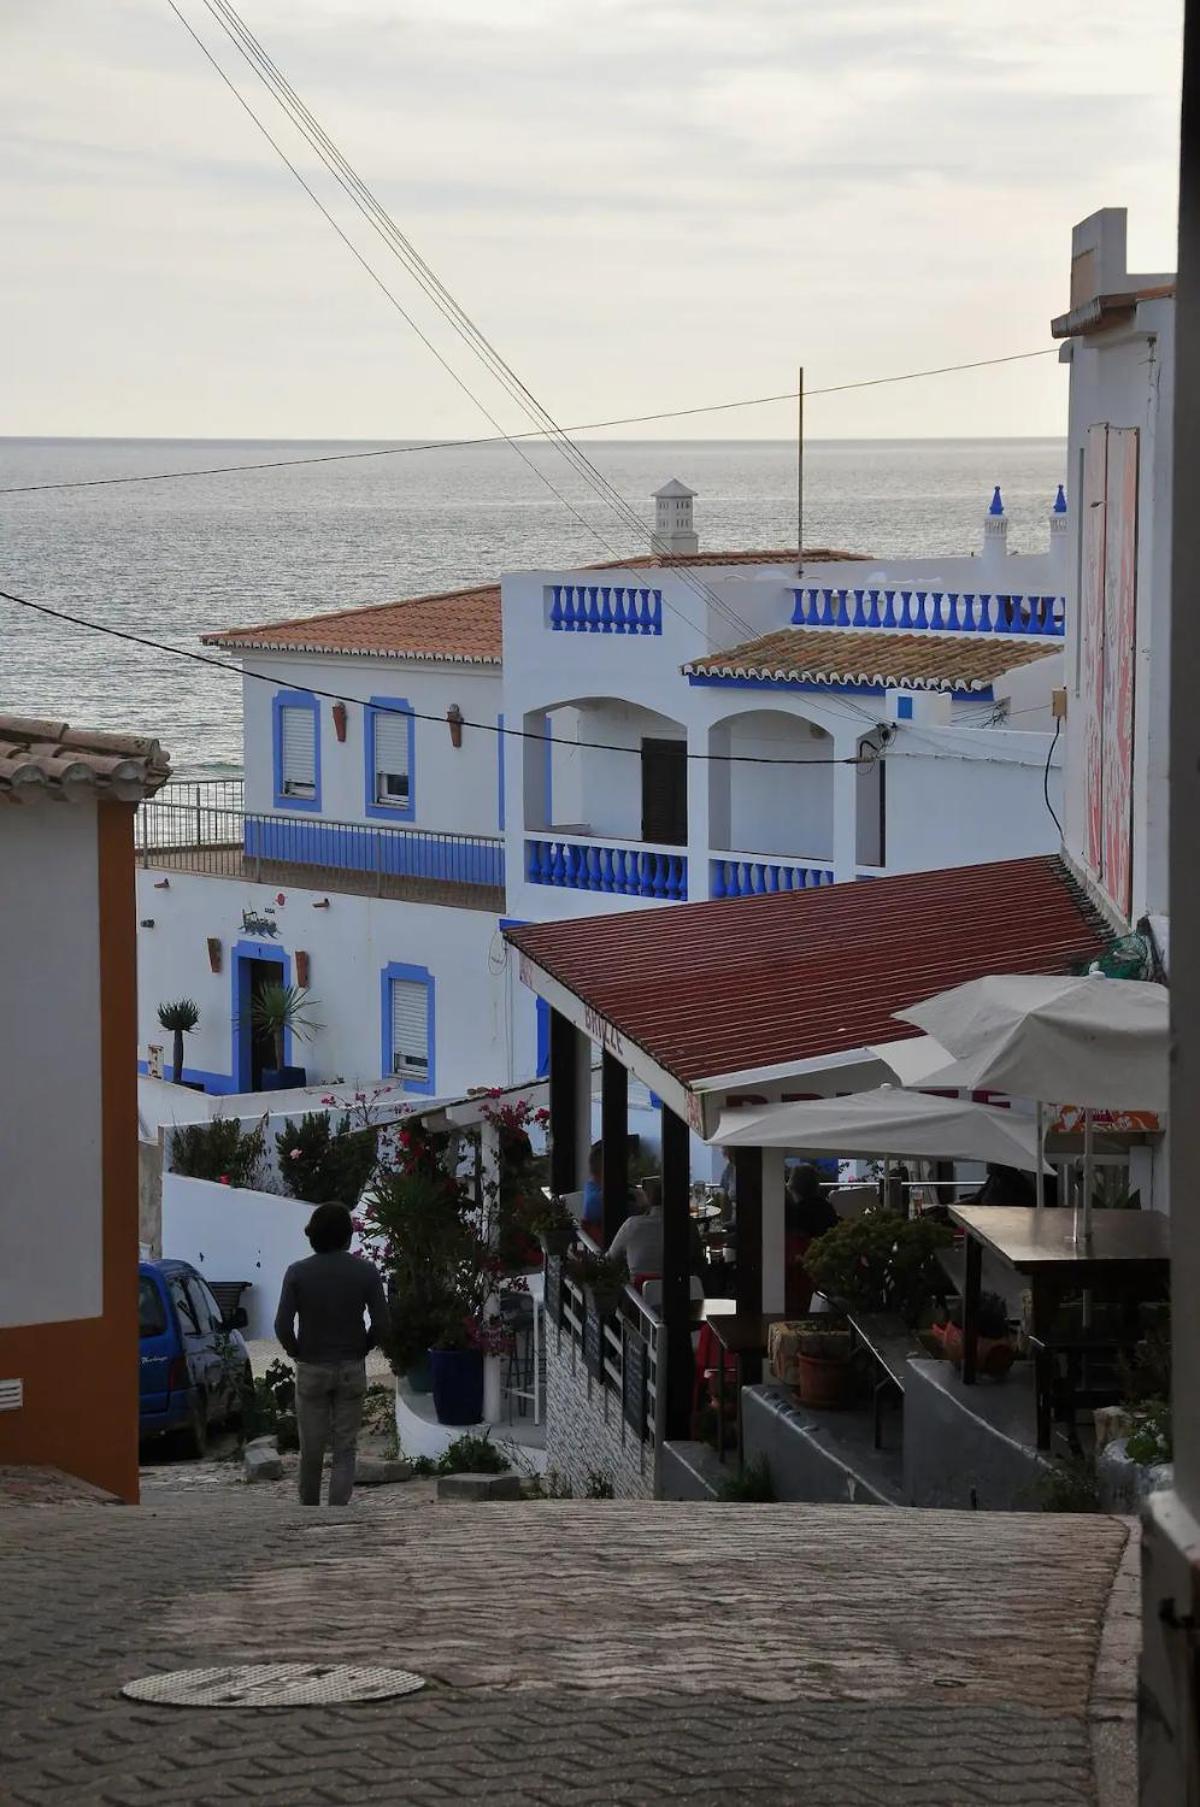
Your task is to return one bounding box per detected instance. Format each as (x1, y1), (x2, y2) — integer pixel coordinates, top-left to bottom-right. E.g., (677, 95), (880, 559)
(929, 1290), (1016, 1379)
(249, 982), (321, 1090)
(358, 1167), (470, 1396)
(565, 1247), (629, 1315)
(804, 1210), (953, 1328)
(791, 1318), (856, 1409)
(157, 997), (199, 1086)
(525, 1192), (577, 1258)
(427, 1300), (487, 1427)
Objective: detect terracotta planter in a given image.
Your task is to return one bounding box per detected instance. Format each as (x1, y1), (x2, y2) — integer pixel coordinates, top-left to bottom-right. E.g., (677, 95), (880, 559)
(795, 1350), (854, 1409)
(933, 1321), (1017, 1380)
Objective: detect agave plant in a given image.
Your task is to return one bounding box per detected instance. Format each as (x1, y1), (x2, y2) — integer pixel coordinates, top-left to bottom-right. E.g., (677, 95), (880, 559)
(156, 997), (200, 1085)
(249, 982), (322, 1075)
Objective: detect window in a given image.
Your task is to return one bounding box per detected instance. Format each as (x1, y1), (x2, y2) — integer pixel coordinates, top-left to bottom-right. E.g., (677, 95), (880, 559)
(366, 698), (415, 821)
(390, 977), (430, 1083)
(273, 690), (320, 810)
(170, 1277), (201, 1337)
(139, 1275), (167, 1338)
(188, 1278), (223, 1334)
(374, 711), (411, 808)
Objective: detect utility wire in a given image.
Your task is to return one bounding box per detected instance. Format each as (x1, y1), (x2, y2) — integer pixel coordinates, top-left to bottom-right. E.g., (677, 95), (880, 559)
(197, 0), (757, 644)
(169, 0), (754, 647)
(0, 348), (1058, 499)
(0, 584), (874, 769)
(1043, 715), (1064, 834)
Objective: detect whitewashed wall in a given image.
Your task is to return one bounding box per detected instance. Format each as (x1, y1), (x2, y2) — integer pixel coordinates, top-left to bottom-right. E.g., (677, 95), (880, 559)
(135, 867), (536, 1097)
(883, 733), (1064, 872)
(241, 653), (504, 837)
(161, 1172), (316, 1339)
(0, 803), (104, 1328)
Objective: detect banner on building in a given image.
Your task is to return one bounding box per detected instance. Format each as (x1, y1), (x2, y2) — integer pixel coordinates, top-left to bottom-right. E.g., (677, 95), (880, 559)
(1079, 423), (1139, 922)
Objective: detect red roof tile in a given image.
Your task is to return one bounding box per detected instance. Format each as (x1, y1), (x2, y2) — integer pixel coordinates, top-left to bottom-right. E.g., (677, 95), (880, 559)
(505, 856), (1109, 1088)
(684, 629), (1059, 692)
(202, 549), (866, 662)
(0, 715), (171, 803)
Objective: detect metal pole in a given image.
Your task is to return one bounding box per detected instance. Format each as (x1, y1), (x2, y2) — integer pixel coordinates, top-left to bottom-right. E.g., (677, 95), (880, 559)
(797, 365), (805, 577)
(1035, 1101), (1045, 1209)
(1082, 1106), (1095, 1242)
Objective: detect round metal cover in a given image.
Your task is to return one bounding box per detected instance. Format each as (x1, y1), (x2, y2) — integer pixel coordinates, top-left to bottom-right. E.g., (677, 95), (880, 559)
(122, 1664), (427, 1708)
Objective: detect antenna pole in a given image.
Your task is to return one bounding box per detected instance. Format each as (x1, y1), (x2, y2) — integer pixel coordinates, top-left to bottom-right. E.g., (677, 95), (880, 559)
(796, 364), (804, 577)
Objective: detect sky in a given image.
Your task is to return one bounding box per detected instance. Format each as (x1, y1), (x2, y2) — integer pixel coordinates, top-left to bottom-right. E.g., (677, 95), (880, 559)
(1, 0), (1184, 441)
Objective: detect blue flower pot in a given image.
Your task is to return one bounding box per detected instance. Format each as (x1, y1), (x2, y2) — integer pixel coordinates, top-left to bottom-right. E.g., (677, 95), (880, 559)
(429, 1347), (484, 1426)
(262, 1066), (307, 1092)
(405, 1357), (432, 1395)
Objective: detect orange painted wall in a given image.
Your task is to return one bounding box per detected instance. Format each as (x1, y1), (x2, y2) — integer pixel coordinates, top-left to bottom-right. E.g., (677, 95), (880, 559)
(0, 803), (140, 1501)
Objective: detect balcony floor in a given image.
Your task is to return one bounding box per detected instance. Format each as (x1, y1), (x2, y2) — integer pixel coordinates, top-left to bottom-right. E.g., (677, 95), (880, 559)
(142, 844), (504, 913)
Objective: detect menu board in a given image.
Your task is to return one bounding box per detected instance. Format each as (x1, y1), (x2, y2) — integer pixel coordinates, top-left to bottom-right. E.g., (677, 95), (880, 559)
(583, 1305), (604, 1378)
(623, 1326), (646, 1437)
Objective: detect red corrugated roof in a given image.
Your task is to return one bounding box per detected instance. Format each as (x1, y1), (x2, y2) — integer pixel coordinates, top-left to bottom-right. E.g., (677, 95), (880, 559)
(505, 856), (1109, 1088)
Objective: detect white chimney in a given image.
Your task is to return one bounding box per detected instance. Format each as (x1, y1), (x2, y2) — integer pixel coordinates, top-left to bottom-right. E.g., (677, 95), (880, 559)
(981, 485), (1009, 573)
(652, 478), (698, 555)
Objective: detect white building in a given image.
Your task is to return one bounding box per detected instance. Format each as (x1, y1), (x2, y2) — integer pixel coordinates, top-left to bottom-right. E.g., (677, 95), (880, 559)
(135, 486), (1071, 1102)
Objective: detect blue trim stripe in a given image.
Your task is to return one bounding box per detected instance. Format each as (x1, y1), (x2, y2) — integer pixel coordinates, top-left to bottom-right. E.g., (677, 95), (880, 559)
(243, 816), (504, 887)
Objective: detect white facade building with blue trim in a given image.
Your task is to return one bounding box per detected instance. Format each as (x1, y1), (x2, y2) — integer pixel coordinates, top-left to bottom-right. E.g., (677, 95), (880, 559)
(134, 483), (1070, 1102)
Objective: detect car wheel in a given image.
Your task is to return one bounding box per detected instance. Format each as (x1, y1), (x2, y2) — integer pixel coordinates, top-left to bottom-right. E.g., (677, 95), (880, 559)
(183, 1398), (209, 1459)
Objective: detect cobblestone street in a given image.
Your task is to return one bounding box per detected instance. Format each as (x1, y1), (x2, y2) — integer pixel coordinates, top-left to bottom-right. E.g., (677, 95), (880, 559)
(0, 1479), (1136, 1806)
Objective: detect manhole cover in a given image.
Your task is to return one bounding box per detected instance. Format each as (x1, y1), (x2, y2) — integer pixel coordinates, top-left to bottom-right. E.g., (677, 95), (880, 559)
(122, 1664), (427, 1708)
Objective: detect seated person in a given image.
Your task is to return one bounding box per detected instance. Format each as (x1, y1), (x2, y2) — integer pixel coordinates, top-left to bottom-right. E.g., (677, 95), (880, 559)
(785, 1163), (837, 1316)
(608, 1178), (663, 1283)
(970, 1164), (1039, 1209)
(581, 1142), (603, 1238)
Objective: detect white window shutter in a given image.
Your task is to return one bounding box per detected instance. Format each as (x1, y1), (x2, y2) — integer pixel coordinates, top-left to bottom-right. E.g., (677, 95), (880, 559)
(391, 978), (429, 1079)
(280, 706), (316, 793)
(374, 710), (410, 804)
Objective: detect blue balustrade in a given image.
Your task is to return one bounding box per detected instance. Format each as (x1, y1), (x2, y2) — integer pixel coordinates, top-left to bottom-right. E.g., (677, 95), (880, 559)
(789, 587), (1064, 638)
(243, 813), (504, 888)
(548, 584), (664, 635)
(525, 838), (686, 900)
(709, 858), (835, 899)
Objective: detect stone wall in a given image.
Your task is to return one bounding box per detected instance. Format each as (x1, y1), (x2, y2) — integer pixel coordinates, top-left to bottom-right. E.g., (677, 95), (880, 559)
(543, 1315), (655, 1500)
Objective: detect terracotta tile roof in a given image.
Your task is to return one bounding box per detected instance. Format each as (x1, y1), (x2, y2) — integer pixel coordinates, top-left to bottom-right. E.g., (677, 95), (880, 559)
(203, 584), (503, 664)
(202, 549), (867, 663)
(504, 855), (1109, 1089)
(683, 628), (1059, 692)
(0, 715), (171, 803)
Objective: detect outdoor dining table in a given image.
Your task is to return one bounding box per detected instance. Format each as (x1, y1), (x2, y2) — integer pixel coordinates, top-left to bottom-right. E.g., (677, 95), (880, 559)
(950, 1205), (1171, 1448)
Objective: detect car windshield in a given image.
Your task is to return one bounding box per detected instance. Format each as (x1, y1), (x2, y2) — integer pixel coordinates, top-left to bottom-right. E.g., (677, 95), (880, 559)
(139, 1275), (167, 1338)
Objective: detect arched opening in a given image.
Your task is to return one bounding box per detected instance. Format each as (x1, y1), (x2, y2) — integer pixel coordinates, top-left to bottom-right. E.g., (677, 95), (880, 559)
(708, 709), (834, 863)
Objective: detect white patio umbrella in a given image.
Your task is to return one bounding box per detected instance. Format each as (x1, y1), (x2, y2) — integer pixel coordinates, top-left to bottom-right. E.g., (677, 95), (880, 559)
(894, 973), (1169, 1234)
(714, 1086), (1050, 1173)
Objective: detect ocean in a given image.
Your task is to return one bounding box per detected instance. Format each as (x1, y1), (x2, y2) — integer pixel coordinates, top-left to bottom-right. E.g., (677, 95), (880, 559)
(0, 435), (1065, 776)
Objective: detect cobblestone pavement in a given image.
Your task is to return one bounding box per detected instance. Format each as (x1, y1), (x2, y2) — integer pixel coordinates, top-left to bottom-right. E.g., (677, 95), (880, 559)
(0, 1483), (1132, 1806)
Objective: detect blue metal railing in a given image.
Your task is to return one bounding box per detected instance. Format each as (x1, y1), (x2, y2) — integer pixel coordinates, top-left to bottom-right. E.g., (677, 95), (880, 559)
(789, 587), (1065, 636)
(710, 857), (835, 898)
(525, 836), (686, 900)
(547, 583), (664, 635)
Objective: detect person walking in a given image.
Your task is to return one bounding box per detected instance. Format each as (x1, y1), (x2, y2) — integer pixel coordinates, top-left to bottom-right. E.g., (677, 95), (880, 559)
(274, 1202), (389, 1507)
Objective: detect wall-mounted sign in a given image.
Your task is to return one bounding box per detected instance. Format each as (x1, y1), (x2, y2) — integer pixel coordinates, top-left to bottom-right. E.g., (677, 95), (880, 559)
(241, 909), (279, 939)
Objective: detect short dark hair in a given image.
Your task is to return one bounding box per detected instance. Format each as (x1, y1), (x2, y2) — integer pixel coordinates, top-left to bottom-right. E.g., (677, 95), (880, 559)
(641, 1176), (662, 1211)
(306, 1202), (353, 1253)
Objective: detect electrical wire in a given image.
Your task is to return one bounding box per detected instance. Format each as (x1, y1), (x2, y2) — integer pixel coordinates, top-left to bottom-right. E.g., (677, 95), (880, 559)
(0, 583), (873, 769)
(171, 0), (758, 647)
(0, 348), (1058, 499)
(1043, 715), (1064, 834)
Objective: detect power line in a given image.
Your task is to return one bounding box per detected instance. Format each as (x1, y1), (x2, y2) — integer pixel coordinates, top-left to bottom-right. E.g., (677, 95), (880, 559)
(0, 583), (876, 769)
(170, 0), (757, 647)
(0, 349), (1059, 499)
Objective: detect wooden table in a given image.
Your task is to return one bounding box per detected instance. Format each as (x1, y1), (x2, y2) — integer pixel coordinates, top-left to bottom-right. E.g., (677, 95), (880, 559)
(709, 1312), (787, 1464)
(949, 1206), (1170, 1448)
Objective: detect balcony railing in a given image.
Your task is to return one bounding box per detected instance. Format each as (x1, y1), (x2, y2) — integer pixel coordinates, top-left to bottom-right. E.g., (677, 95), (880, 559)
(138, 781), (505, 903)
(710, 855), (835, 898)
(790, 586), (1065, 637)
(547, 583), (664, 636)
(525, 834), (687, 900)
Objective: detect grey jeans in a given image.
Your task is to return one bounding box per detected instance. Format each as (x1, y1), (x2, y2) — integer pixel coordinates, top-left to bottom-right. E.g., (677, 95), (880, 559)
(295, 1359), (367, 1506)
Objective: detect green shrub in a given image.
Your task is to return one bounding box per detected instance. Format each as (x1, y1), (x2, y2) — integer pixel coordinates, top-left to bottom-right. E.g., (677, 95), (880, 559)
(276, 1112), (378, 1209)
(584, 1469), (615, 1499)
(1126, 1399), (1173, 1466)
(435, 1432), (511, 1476)
(718, 1456), (776, 1502)
(171, 1115), (266, 1189)
(245, 1358), (297, 1447)
(805, 1211), (952, 1325)
(1036, 1452), (1101, 1513)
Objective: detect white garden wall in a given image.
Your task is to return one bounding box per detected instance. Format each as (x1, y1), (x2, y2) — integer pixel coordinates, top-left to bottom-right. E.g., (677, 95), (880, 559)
(161, 1171), (315, 1339)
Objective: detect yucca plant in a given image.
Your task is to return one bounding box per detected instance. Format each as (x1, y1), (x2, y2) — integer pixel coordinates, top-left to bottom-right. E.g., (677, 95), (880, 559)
(249, 982), (321, 1076)
(156, 997), (200, 1085)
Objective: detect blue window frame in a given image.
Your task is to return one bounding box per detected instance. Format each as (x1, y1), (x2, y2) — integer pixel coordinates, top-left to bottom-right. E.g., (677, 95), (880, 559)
(365, 697), (416, 822)
(272, 690), (321, 812)
(381, 961), (435, 1094)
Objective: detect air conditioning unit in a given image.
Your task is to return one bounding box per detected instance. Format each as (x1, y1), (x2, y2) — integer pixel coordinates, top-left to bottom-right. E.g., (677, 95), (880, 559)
(0, 1379), (23, 1413)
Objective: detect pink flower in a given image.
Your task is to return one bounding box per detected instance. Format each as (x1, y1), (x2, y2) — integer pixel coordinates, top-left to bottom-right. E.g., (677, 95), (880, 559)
(320, 1095), (335, 1105)
(289, 1148), (302, 1161)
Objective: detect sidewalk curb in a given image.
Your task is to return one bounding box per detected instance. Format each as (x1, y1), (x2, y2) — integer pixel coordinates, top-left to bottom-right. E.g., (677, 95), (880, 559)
(1089, 1515), (1141, 1807)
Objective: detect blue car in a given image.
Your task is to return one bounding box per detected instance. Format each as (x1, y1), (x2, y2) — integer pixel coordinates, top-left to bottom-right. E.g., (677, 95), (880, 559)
(139, 1259), (253, 1455)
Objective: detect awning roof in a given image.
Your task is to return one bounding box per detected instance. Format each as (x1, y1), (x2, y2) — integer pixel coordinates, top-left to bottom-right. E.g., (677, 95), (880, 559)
(504, 856), (1109, 1102)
